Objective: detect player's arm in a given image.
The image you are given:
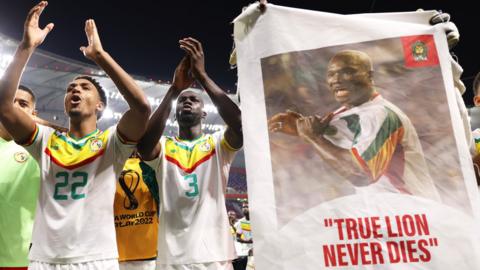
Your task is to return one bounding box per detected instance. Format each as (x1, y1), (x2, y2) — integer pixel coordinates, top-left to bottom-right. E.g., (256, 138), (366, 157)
(138, 57), (193, 161)
(236, 233), (253, 244)
(79, 19), (151, 143)
(296, 115), (366, 183)
(235, 222), (253, 244)
(179, 37), (243, 149)
(35, 117), (68, 132)
(0, 1), (53, 143)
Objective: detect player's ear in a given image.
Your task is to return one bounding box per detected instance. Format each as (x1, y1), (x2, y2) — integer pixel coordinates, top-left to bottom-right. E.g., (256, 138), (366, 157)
(474, 95), (480, 107)
(96, 101), (105, 115)
(202, 111), (207, 119)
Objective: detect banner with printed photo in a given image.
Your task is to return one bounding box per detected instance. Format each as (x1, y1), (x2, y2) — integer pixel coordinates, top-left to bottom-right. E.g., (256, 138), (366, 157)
(234, 4), (480, 270)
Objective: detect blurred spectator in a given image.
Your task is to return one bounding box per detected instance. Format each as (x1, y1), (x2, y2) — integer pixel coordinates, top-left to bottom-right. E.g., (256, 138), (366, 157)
(233, 201), (253, 270)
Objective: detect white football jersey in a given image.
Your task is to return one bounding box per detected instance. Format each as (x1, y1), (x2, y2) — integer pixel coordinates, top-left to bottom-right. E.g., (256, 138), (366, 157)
(24, 124), (134, 263)
(145, 131), (238, 264)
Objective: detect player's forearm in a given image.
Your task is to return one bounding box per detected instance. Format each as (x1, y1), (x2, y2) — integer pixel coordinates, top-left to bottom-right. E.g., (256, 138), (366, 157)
(196, 73), (242, 134)
(35, 117), (67, 132)
(92, 50), (150, 115)
(138, 86), (178, 160)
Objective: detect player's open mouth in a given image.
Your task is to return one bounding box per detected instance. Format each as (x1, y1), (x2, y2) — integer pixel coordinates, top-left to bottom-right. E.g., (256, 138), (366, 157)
(70, 95), (82, 105)
(335, 89), (349, 97)
(182, 105), (192, 111)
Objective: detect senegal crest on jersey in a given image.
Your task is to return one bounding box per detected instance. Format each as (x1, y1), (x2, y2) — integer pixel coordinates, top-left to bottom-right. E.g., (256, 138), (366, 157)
(165, 135), (216, 173)
(44, 129), (109, 170)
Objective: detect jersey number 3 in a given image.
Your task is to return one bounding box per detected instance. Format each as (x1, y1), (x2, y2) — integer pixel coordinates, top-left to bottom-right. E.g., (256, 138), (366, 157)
(184, 174), (199, 197)
(54, 171), (88, 200)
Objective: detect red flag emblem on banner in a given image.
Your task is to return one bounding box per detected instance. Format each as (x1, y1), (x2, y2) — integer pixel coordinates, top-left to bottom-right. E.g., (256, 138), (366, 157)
(401, 35), (439, 68)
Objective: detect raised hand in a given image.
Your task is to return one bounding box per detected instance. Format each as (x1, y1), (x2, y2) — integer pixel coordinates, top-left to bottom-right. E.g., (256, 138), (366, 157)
(80, 19), (104, 61)
(428, 11), (459, 49)
(259, 0), (267, 13)
(22, 1), (54, 49)
(268, 110), (303, 136)
(179, 37), (206, 79)
(172, 56), (194, 91)
(297, 113), (334, 140)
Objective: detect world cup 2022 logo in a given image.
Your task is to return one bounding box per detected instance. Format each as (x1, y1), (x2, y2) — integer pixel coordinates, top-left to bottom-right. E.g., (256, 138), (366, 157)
(119, 169), (140, 210)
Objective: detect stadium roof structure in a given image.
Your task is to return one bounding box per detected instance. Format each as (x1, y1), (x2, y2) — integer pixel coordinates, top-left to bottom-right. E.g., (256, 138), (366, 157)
(0, 32), (245, 168)
(0, 33), (234, 132)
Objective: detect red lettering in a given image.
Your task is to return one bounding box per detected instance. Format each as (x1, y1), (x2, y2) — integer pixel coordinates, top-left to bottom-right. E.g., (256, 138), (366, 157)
(418, 239), (432, 262)
(385, 216), (399, 238)
(345, 218), (359, 240)
(359, 242), (371, 265)
(387, 241), (400, 263)
(406, 240), (419, 262)
(370, 242), (384, 264)
(346, 243), (359, 265)
(333, 219), (346, 240)
(403, 215), (416, 237)
(337, 244), (348, 266)
(358, 218), (372, 239)
(399, 240), (408, 262)
(415, 214), (430, 236)
(371, 217), (383, 238)
(395, 216), (405, 237)
(323, 245), (337, 267)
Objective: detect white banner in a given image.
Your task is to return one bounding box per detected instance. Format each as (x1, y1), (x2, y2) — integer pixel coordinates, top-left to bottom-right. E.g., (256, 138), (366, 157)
(234, 4), (480, 270)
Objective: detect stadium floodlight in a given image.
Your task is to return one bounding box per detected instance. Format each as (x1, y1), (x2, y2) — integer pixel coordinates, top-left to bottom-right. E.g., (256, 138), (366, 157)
(106, 90), (220, 115)
(203, 104), (218, 114)
(0, 53), (13, 78)
(100, 107), (122, 121)
(103, 108), (114, 119)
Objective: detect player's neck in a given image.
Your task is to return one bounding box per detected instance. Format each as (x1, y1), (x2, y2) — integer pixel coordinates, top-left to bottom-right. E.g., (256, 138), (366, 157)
(345, 89), (378, 109)
(178, 125), (203, 141)
(68, 117), (98, 139)
(0, 123), (12, 141)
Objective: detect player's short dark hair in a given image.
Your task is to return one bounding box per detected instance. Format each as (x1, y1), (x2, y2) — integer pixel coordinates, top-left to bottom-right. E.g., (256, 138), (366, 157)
(74, 75), (107, 119)
(474, 72), (480, 97)
(18, 84), (36, 104)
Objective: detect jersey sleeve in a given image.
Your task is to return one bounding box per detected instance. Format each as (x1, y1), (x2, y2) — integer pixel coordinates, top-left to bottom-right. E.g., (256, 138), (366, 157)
(350, 107), (404, 181)
(234, 220), (242, 235)
(215, 129), (240, 166)
(21, 124), (53, 161)
(109, 126), (136, 173)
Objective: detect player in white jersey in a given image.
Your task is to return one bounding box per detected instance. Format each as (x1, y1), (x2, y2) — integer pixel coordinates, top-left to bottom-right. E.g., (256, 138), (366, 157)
(0, 2), (151, 269)
(138, 38), (243, 270)
(268, 50), (439, 200)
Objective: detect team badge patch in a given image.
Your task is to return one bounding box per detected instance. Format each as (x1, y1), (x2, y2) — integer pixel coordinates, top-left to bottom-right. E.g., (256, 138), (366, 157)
(14, 151), (28, 163)
(199, 141), (211, 152)
(90, 139), (103, 152)
(401, 35), (439, 68)
(412, 41), (428, 62)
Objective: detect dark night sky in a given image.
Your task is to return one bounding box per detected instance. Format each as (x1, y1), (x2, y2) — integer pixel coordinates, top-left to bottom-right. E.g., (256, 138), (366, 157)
(0, 0), (477, 104)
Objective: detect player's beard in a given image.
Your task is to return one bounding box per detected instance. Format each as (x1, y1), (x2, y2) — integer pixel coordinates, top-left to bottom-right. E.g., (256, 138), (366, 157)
(177, 113), (202, 128)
